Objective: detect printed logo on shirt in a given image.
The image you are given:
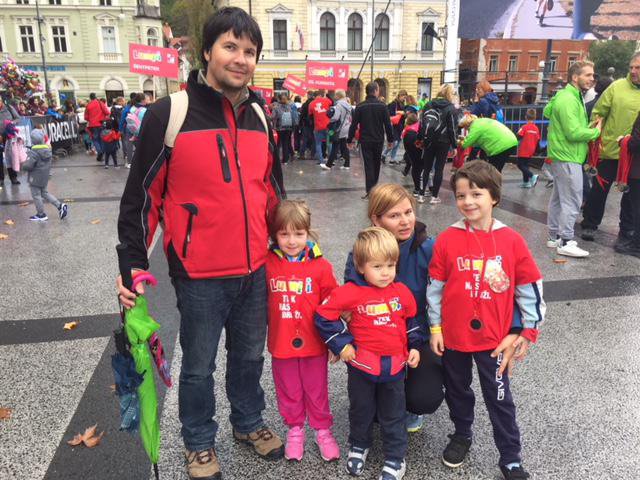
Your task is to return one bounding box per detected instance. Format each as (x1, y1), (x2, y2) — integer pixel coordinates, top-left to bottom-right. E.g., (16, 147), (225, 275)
(456, 255), (503, 300)
(356, 297), (402, 327)
(270, 276), (313, 295)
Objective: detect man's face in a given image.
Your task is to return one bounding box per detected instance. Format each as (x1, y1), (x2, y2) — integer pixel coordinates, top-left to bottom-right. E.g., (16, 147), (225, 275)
(204, 31), (257, 92)
(398, 94), (406, 104)
(574, 66), (595, 92)
(629, 57), (640, 84)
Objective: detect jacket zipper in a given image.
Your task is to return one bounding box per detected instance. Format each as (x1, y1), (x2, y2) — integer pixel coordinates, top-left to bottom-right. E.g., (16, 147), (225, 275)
(216, 134), (232, 183)
(224, 99), (252, 273)
(181, 203), (198, 258)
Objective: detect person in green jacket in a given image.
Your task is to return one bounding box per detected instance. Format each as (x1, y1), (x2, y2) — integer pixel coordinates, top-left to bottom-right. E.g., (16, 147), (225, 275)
(459, 115), (518, 172)
(581, 52), (640, 245)
(543, 60), (602, 258)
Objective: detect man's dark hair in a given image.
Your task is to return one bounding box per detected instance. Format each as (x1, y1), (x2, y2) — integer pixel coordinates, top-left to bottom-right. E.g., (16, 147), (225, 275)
(365, 82), (379, 96)
(134, 93), (145, 104)
(594, 76), (613, 96)
(201, 7), (263, 67)
(450, 160), (502, 206)
(294, 95), (301, 103)
(129, 92), (137, 100)
(89, 93), (96, 100)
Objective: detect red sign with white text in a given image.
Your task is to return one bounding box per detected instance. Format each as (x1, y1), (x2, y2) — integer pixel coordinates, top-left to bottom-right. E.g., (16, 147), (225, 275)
(305, 61), (349, 90)
(250, 86), (274, 102)
(129, 43), (179, 79)
(283, 74), (308, 96)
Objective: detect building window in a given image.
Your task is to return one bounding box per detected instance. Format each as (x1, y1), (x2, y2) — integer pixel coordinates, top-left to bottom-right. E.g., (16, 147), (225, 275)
(49, 0), (62, 4)
(548, 55), (557, 72)
(347, 13), (363, 51)
(19, 25), (36, 52)
(101, 26), (117, 53)
(374, 14), (389, 51)
(319, 12), (335, 51)
(273, 78), (287, 96)
(147, 28), (159, 46)
(489, 55), (499, 72)
(273, 20), (287, 51)
(52, 26), (68, 52)
(421, 22), (434, 52)
(508, 55), (518, 72)
(99, 0), (112, 5)
(529, 55), (539, 71)
(567, 56), (578, 69)
(16, 0), (30, 4)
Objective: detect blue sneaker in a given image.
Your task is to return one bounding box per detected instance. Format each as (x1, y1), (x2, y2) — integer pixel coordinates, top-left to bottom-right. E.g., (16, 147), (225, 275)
(29, 213), (48, 221)
(530, 174), (539, 187)
(379, 459), (406, 480)
(58, 203), (68, 220)
(346, 446), (369, 476)
(406, 412), (424, 433)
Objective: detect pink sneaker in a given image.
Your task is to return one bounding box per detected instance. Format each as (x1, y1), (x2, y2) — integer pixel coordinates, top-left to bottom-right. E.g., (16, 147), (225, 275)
(285, 426), (305, 461)
(315, 428), (340, 461)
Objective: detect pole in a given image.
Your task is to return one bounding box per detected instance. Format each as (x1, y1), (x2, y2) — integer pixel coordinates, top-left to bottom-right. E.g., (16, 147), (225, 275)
(355, 0), (391, 82)
(540, 39), (553, 103)
(35, 0), (50, 98)
(371, 0), (375, 81)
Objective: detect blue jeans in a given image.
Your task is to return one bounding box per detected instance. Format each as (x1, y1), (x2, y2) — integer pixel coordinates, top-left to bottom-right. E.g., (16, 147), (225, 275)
(314, 129), (328, 164)
(173, 266), (268, 451)
(90, 127), (103, 155)
(382, 139), (401, 162)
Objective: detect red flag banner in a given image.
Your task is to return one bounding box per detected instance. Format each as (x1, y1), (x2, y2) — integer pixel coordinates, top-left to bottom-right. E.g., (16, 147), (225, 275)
(250, 86), (274, 102)
(128, 43), (179, 79)
(305, 61), (349, 90)
(282, 75), (308, 96)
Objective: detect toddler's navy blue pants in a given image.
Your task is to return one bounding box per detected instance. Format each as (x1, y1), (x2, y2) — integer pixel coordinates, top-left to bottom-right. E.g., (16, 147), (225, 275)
(442, 349), (522, 466)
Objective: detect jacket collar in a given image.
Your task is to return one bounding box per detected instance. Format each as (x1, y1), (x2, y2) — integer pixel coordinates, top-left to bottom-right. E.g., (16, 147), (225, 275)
(270, 241), (322, 262)
(450, 218), (507, 231)
(192, 69), (252, 108)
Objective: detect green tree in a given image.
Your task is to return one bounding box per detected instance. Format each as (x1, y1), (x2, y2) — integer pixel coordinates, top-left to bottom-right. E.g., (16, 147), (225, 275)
(169, 0), (217, 69)
(588, 41), (637, 79)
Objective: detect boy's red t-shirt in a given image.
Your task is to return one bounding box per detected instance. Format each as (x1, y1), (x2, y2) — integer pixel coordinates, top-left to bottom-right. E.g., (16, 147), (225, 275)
(266, 249), (338, 359)
(429, 220), (542, 352)
(309, 97), (332, 131)
(517, 122), (540, 158)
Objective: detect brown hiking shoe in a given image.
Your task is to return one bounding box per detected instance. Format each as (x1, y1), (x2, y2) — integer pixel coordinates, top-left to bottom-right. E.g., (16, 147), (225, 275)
(233, 426), (284, 460)
(185, 448), (222, 480)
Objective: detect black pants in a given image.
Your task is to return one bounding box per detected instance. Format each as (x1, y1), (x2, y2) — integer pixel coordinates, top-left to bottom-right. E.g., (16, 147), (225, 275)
(422, 141), (450, 197)
(104, 151), (118, 166)
(581, 159), (635, 234)
(293, 126), (302, 153)
(327, 137), (350, 168)
(443, 349), (521, 467)
(360, 141), (384, 193)
(0, 149), (18, 182)
(405, 343), (445, 415)
(300, 125), (315, 157)
(627, 178), (640, 247)
(278, 129), (292, 164)
(348, 366), (407, 462)
(487, 147), (515, 173)
(517, 157), (534, 182)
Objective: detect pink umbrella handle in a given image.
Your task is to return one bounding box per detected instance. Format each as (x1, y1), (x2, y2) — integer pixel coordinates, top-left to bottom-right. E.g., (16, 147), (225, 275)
(132, 272), (158, 291)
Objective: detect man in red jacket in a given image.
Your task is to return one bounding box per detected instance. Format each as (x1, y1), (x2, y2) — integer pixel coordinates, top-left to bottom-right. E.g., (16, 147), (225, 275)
(84, 92), (110, 162)
(309, 89), (332, 168)
(116, 7), (285, 480)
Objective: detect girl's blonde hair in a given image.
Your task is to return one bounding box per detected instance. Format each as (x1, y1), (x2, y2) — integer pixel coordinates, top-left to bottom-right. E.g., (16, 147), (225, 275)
(458, 114), (477, 129)
(269, 199), (317, 243)
(437, 84), (455, 102)
(353, 227), (400, 271)
(367, 183), (416, 223)
(335, 89), (346, 100)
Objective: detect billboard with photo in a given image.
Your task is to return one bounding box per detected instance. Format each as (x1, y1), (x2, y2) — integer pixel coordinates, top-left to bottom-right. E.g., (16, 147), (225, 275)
(458, 0), (640, 40)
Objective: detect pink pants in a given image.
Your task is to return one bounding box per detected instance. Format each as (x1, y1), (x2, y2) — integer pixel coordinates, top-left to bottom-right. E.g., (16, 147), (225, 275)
(272, 353), (333, 429)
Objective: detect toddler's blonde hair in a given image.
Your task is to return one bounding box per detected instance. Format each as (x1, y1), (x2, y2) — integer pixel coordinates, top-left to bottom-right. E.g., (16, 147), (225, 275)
(353, 227), (400, 271)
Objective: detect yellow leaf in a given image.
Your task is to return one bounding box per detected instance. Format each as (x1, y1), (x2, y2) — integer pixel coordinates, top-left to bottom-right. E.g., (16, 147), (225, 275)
(0, 234), (8, 240)
(90, 219), (101, 225)
(4, 219), (15, 226)
(553, 258), (568, 264)
(63, 321), (78, 330)
(18, 202), (30, 207)
(63, 198), (75, 203)
(67, 424), (105, 448)
(0, 407), (12, 420)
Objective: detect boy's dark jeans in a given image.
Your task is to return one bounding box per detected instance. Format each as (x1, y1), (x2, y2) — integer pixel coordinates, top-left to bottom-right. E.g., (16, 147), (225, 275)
(347, 366), (407, 462)
(443, 349), (522, 467)
(173, 267), (268, 451)
(517, 157), (533, 182)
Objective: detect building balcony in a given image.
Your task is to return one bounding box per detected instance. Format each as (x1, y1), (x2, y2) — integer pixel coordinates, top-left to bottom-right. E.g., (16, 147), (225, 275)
(273, 50), (288, 57)
(99, 52), (122, 63)
(347, 50), (364, 58)
(320, 50), (337, 58)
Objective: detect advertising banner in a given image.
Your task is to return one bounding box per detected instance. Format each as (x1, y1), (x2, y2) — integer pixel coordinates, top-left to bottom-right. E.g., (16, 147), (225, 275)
(15, 115), (79, 153)
(305, 61), (349, 90)
(250, 86), (274, 102)
(283, 74), (308, 96)
(129, 43), (179, 79)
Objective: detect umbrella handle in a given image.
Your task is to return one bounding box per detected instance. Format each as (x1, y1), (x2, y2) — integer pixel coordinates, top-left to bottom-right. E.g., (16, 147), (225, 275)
(132, 272), (158, 291)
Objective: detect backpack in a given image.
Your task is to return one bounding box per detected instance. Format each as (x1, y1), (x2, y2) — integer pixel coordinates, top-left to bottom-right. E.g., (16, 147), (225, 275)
(290, 104), (300, 126)
(280, 108), (293, 129)
(126, 106), (147, 137)
(419, 107), (445, 145)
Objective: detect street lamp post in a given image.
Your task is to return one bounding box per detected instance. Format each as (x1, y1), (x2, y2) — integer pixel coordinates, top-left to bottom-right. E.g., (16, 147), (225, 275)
(539, 39), (553, 103)
(34, 0), (51, 98)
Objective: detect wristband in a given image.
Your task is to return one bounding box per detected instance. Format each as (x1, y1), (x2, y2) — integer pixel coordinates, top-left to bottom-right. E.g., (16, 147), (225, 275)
(430, 325), (442, 334)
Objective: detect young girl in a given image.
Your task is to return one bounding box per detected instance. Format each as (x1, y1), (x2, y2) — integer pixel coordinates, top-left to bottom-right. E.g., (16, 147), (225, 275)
(266, 200), (340, 462)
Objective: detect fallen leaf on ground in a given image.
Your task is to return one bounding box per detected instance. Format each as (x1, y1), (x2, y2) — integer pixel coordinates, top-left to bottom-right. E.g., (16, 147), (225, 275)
(90, 219), (101, 225)
(0, 234), (8, 240)
(553, 258), (568, 264)
(0, 407), (12, 420)
(63, 198), (75, 203)
(67, 424), (105, 448)
(109, 384), (116, 393)
(4, 219), (15, 225)
(18, 202), (30, 207)
(63, 321), (78, 330)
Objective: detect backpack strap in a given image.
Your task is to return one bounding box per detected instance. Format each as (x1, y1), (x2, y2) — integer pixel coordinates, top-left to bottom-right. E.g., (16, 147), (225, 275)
(250, 102), (269, 134)
(164, 90), (189, 148)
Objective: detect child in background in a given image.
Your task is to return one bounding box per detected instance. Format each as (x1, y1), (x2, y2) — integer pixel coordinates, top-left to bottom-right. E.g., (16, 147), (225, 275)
(516, 109), (541, 188)
(427, 160), (545, 480)
(22, 128), (68, 221)
(266, 200), (340, 462)
(316, 227), (426, 480)
(401, 113), (422, 197)
(100, 120), (121, 169)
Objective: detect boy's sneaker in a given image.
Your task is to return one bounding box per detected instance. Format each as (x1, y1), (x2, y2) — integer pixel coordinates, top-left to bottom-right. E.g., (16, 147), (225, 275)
(430, 196), (442, 204)
(315, 428), (340, 461)
(104, 165), (109, 169)
(546, 236), (560, 248)
(29, 213), (48, 222)
(233, 426), (284, 460)
(379, 459), (406, 480)
(500, 464), (530, 479)
(184, 448), (222, 480)
(320, 164), (331, 170)
(530, 174), (539, 187)
(125, 163), (131, 169)
(417, 195), (425, 204)
(406, 412), (424, 433)
(442, 433), (472, 468)
(346, 446), (369, 476)
(557, 240), (589, 258)
(284, 426), (304, 462)
(58, 203), (68, 220)
(412, 189), (420, 198)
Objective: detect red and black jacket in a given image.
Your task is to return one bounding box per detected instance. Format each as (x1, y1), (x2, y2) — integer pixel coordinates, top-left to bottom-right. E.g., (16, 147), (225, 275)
(118, 70), (285, 278)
